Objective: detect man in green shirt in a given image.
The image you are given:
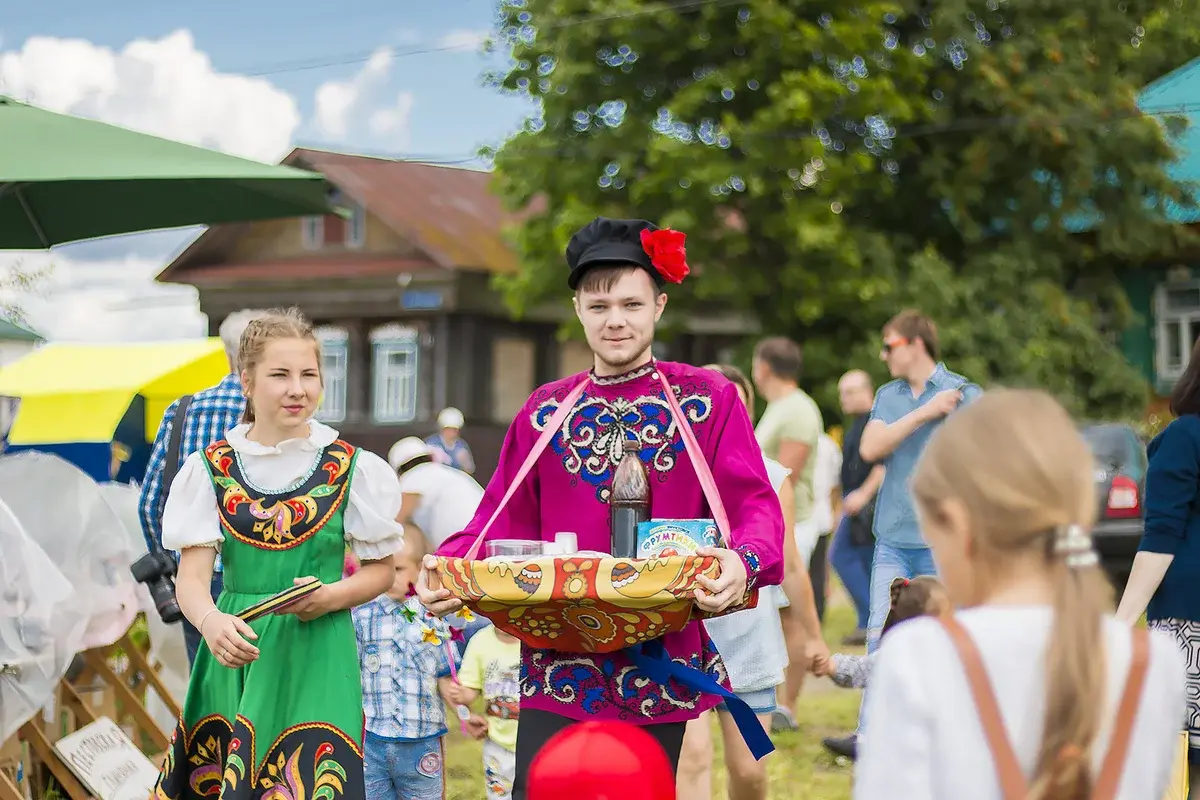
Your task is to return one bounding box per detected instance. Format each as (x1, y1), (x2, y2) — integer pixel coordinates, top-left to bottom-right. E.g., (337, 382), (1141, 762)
(751, 336), (824, 731)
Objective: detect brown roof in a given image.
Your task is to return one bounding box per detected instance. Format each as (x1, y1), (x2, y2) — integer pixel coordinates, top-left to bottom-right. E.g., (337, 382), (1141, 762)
(291, 148), (528, 274)
(180, 256), (441, 285)
(160, 147), (540, 283)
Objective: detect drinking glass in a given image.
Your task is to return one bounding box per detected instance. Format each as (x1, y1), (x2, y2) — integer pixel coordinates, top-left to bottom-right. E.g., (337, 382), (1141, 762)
(485, 539), (544, 559)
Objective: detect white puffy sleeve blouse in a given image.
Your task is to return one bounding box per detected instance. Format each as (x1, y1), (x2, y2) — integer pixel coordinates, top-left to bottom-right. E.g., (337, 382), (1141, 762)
(161, 420), (404, 561)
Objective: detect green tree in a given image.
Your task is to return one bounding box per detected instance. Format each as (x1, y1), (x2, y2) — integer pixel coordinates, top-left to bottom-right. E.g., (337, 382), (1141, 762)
(488, 0), (1196, 419)
(0, 259), (52, 328)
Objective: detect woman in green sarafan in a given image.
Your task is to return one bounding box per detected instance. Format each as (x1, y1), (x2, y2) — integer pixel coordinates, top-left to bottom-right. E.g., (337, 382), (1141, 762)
(153, 308), (403, 800)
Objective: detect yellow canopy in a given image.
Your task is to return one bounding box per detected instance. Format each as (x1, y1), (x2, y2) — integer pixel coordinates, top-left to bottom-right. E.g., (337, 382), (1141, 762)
(0, 339), (229, 444)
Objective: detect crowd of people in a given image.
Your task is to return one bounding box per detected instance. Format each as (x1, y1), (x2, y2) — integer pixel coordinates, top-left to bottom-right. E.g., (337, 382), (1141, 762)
(138, 214), (1196, 800)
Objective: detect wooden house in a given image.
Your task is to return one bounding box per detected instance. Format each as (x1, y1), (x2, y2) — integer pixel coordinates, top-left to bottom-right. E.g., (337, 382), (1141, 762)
(156, 148), (750, 481)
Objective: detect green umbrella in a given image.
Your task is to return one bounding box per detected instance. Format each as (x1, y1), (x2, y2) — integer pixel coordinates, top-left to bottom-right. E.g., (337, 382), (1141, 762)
(0, 96), (333, 249)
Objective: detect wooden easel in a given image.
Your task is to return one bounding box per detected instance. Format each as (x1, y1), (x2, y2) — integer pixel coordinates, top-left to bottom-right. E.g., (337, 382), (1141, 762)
(2, 628), (180, 799)
(79, 632), (177, 752)
(0, 773), (23, 800)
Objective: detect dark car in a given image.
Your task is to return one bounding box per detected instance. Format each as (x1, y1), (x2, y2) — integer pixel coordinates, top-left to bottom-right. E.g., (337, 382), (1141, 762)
(1081, 423), (1147, 594)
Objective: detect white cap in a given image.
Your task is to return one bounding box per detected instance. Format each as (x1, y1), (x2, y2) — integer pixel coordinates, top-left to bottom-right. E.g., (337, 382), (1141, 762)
(387, 437), (434, 471)
(437, 407), (465, 429)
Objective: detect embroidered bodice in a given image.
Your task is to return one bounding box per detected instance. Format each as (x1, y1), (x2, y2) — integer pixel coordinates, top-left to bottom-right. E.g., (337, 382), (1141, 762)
(161, 420), (404, 561)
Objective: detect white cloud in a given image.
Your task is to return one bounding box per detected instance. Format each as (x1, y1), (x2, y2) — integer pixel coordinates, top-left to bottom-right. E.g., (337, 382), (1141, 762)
(313, 47), (394, 140)
(368, 91), (415, 147)
(438, 30), (489, 52)
(0, 31), (305, 341)
(0, 252), (206, 342)
(0, 30), (300, 163)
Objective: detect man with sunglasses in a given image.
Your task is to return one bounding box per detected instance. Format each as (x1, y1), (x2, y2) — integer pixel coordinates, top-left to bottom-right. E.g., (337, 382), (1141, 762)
(822, 308), (981, 760)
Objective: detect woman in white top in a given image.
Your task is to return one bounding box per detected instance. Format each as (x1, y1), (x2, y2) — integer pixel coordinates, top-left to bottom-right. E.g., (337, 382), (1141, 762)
(856, 389), (1186, 800)
(677, 363), (826, 800)
(151, 308), (403, 800)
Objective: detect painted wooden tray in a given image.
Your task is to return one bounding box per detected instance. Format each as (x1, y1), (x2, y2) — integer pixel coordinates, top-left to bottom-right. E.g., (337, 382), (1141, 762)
(434, 554), (757, 654)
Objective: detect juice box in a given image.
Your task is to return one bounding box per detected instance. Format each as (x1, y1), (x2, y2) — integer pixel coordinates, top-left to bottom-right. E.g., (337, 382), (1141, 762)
(636, 519), (719, 558)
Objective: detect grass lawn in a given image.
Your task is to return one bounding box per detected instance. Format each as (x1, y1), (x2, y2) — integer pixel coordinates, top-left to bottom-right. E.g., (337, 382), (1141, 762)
(445, 599), (861, 799)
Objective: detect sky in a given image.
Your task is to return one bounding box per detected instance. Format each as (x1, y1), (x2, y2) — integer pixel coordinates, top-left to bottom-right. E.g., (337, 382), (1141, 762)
(0, 0), (532, 341)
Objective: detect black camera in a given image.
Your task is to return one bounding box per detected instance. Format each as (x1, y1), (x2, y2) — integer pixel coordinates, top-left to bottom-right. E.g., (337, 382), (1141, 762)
(131, 550), (184, 624)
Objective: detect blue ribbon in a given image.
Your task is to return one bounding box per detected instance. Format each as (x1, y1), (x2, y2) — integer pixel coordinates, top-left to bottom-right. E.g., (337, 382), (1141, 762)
(625, 640), (776, 761)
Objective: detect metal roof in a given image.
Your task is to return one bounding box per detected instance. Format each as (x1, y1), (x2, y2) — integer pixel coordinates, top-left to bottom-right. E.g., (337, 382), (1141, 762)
(290, 148), (531, 274)
(1138, 57), (1200, 224)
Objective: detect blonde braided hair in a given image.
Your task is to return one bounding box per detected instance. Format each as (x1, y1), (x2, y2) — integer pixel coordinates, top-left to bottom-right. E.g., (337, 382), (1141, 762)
(237, 307), (322, 423)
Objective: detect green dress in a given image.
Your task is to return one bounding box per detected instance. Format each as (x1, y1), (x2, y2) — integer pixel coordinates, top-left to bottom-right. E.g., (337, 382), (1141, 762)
(154, 437), (367, 800)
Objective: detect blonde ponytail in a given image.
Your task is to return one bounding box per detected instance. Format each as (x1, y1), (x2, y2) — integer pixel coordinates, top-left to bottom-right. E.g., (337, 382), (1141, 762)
(1029, 564), (1113, 799)
(911, 389), (1113, 798)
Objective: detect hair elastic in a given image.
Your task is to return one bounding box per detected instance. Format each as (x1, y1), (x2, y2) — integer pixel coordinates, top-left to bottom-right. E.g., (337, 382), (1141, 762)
(1053, 524), (1099, 569)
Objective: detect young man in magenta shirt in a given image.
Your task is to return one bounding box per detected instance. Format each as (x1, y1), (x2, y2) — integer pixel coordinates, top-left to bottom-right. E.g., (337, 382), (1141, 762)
(414, 216), (785, 798)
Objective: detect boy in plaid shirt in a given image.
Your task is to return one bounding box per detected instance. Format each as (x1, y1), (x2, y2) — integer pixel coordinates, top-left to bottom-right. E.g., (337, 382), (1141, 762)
(353, 529), (458, 800)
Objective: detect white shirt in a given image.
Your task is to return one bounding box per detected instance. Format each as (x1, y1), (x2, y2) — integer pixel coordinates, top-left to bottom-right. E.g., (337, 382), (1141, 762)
(396, 462), (485, 549)
(811, 433), (842, 534)
(161, 420), (405, 561)
(703, 456), (791, 692)
(856, 606), (1187, 800)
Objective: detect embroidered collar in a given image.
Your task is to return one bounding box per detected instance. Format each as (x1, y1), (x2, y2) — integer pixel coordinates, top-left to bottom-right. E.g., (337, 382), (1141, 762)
(590, 360), (656, 386)
(226, 419), (339, 455)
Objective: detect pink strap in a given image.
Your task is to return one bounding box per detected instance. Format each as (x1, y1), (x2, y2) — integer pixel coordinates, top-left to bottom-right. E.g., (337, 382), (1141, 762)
(464, 379), (589, 560)
(462, 367), (731, 559)
(654, 371), (730, 546)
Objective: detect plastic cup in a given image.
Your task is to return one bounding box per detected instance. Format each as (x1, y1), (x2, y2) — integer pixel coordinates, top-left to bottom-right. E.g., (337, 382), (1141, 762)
(485, 539), (544, 560)
(554, 531), (579, 553)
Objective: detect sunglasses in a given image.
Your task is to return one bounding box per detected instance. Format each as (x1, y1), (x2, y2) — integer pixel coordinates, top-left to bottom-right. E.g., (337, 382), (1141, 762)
(881, 337), (909, 355)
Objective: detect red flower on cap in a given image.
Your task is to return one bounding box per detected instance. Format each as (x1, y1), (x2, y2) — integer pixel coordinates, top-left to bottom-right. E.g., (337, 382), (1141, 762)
(640, 228), (690, 284)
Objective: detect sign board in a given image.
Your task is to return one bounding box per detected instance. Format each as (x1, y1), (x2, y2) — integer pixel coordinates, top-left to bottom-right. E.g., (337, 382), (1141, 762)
(401, 289), (444, 310)
(54, 717), (159, 800)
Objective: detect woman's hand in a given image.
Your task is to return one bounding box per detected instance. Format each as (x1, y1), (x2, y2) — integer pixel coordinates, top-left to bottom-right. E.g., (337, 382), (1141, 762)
(805, 637), (832, 674)
(414, 555), (463, 618)
(202, 612), (260, 668)
(810, 654), (835, 677)
(278, 577), (341, 622)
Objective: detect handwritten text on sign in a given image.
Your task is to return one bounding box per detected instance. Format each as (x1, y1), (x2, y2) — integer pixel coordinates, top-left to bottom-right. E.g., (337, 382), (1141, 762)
(54, 717), (159, 800)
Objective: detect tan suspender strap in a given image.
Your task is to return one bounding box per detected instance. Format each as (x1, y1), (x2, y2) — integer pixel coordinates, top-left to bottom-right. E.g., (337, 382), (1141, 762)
(1092, 627), (1151, 800)
(939, 616), (1030, 800)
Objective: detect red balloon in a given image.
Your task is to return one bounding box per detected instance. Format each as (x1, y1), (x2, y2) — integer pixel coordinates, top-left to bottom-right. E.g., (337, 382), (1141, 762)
(527, 721), (676, 800)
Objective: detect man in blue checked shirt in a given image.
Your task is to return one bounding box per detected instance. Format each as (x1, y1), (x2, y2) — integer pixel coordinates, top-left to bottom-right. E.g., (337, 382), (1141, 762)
(138, 308), (265, 667)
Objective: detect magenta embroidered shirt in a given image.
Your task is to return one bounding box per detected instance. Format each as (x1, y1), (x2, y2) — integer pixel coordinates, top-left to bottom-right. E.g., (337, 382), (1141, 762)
(436, 360), (785, 725)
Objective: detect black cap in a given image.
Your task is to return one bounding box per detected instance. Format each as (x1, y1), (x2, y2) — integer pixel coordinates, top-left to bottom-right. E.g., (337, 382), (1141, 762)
(565, 217), (662, 290)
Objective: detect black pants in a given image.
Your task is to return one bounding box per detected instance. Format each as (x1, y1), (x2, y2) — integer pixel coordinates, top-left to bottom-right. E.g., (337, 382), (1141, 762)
(511, 709), (686, 800)
(809, 532), (830, 623)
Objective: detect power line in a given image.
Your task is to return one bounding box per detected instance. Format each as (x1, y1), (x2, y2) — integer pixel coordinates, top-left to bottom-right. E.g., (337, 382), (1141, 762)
(234, 0), (739, 78)
(292, 102), (1199, 166)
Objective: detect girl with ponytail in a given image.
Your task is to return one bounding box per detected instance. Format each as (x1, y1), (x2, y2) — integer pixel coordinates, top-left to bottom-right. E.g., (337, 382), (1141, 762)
(854, 389), (1185, 800)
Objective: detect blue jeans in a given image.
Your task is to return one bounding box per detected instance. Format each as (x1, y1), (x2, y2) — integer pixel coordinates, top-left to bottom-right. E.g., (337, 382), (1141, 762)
(717, 686), (778, 716)
(364, 732), (445, 800)
(828, 515), (873, 631)
(182, 571), (225, 667)
(855, 541), (938, 738)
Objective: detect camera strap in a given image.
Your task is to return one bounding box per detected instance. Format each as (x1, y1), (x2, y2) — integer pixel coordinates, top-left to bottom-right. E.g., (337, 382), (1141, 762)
(155, 394), (193, 531)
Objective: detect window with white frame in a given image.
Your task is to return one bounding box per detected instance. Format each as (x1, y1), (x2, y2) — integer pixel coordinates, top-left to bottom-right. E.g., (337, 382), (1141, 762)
(371, 324), (420, 423)
(346, 203), (366, 249)
(302, 216), (324, 250)
(315, 326), (349, 423)
(1156, 281), (1200, 383)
